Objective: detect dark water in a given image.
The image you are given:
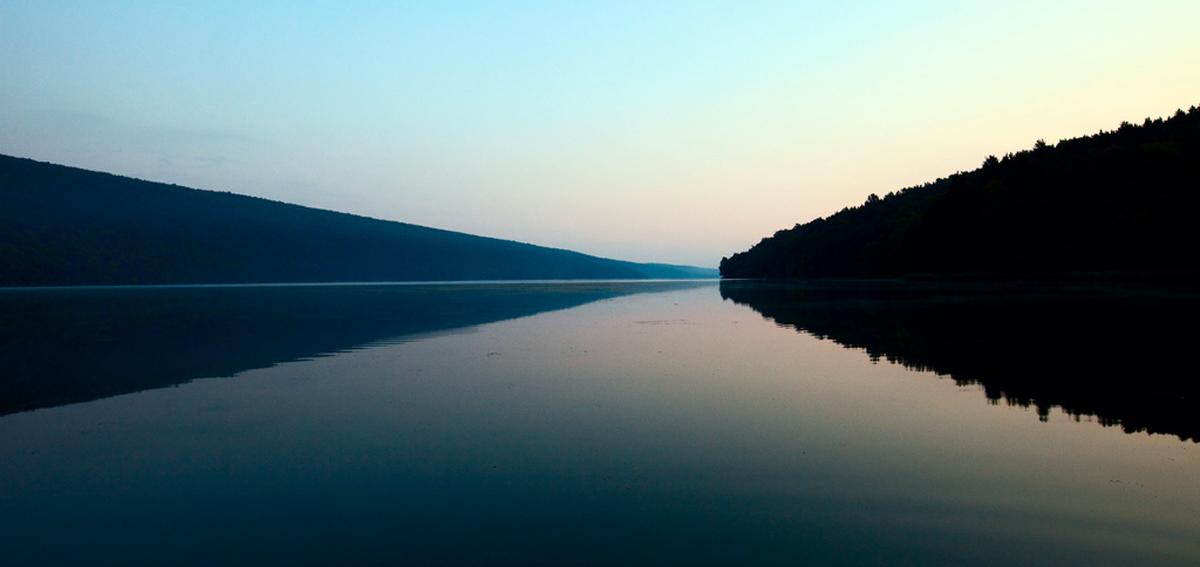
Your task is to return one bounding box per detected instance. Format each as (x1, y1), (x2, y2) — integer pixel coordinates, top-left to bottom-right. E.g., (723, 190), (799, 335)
(1, 281), (1197, 565)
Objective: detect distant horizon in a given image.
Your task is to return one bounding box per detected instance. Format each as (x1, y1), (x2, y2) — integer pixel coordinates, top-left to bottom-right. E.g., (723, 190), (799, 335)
(0, 278), (722, 292)
(3, 1), (1199, 266)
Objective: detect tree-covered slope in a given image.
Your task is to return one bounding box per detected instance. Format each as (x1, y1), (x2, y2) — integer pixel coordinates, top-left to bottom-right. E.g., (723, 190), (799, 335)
(721, 106), (1200, 278)
(0, 155), (714, 285)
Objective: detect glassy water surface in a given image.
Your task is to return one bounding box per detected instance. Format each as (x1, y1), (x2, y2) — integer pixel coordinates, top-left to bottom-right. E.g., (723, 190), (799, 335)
(1, 281), (1197, 565)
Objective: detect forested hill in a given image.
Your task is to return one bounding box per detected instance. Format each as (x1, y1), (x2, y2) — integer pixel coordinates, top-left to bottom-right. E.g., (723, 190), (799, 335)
(0, 155), (715, 286)
(721, 106), (1200, 279)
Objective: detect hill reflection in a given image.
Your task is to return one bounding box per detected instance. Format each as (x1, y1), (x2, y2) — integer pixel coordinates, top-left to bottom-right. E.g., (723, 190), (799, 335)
(0, 281), (704, 415)
(720, 280), (1200, 442)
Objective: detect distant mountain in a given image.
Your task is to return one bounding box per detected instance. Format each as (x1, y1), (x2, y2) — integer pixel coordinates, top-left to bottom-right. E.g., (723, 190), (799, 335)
(0, 155), (715, 286)
(721, 106), (1200, 279)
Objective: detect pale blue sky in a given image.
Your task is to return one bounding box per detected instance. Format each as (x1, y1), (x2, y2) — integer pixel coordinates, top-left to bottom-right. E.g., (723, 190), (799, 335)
(3, 1), (1198, 266)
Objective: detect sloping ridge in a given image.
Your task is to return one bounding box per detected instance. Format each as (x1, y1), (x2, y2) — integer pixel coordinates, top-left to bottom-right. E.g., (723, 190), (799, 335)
(721, 106), (1200, 279)
(0, 154), (714, 285)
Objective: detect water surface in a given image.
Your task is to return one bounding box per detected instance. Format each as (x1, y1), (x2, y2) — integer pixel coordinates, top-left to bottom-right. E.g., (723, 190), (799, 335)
(1, 281), (1197, 565)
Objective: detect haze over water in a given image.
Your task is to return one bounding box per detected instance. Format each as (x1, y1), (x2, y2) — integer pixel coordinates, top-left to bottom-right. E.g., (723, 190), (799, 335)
(1, 281), (1197, 565)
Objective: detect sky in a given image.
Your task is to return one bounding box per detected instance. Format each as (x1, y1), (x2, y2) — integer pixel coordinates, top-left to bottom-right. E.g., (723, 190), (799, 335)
(2, 1), (1199, 267)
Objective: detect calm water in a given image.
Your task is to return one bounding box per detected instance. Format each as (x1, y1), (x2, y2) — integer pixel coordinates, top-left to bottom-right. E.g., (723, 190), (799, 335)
(1, 281), (1197, 565)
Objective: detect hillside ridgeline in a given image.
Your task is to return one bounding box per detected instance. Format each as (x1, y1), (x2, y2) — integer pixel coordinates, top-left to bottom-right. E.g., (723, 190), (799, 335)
(0, 155), (715, 286)
(721, 106), (1200, 279)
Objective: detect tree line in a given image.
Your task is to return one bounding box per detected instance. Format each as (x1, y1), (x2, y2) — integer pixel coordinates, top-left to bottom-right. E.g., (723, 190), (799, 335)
(720, 106), (1200, 278)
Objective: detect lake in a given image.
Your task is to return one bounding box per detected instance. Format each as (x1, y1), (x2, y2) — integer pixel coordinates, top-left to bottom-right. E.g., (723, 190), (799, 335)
(1, 281), (1197, 565)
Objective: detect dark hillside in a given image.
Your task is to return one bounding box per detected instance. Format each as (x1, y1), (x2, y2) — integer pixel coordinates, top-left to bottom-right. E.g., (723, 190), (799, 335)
(721, 106), (1200, 278)
(0, 155), (714, 285)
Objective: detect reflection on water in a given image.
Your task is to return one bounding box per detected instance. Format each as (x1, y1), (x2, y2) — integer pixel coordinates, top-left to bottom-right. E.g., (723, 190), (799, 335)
(719, 280), (1200, 442)
(0, 282), (707, 415)
(1, 281), (1198, 565)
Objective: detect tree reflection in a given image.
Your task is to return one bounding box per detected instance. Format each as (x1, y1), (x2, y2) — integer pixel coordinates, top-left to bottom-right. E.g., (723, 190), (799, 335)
(720, 280), (1200, 442)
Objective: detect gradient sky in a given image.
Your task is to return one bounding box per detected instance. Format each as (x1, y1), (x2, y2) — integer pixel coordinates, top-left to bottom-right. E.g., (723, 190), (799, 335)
(3, 1), (1198, 266)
